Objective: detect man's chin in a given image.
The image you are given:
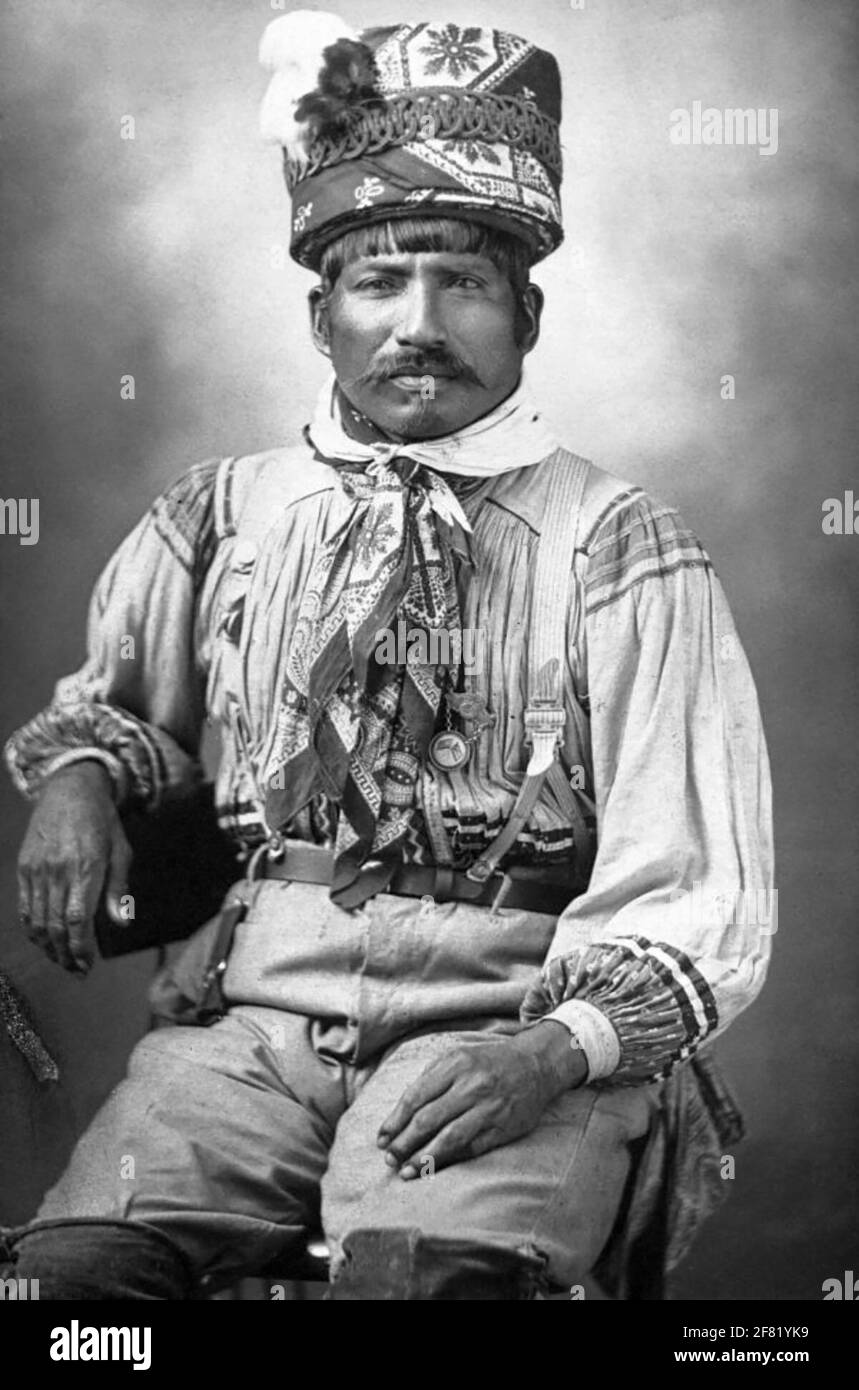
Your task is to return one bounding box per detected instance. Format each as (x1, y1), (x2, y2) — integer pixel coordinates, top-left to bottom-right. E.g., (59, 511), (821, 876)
(395, 412), (461, 441)
(368, 383), (477, 441)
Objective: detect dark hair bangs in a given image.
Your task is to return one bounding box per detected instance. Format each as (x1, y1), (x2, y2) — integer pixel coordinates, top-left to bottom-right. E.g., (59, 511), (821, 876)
(318, 216), (532, 295)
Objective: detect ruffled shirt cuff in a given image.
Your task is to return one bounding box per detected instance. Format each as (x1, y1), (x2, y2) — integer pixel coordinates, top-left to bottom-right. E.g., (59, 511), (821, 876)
(521, 939), (718, 1084)
(30, 748), (130, 803)
(4, 700), (199, 810)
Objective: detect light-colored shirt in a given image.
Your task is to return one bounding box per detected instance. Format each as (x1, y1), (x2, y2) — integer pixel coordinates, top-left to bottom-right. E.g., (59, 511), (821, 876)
(5, 443), (773, 1084)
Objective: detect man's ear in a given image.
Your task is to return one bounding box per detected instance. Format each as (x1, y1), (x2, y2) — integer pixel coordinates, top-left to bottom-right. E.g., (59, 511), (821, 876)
(517, 282), (544, 355)
(308, 285), (331, 358)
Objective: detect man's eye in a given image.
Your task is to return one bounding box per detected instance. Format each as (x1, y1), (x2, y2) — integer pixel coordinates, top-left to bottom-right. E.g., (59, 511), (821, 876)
(449, 276), (483, 290)
(357, 278), (395, 292)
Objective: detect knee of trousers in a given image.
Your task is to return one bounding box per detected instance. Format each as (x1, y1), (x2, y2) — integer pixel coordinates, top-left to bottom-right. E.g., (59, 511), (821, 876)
(0, 1218), (197, 1300)
(328, 1226), (550, 1301)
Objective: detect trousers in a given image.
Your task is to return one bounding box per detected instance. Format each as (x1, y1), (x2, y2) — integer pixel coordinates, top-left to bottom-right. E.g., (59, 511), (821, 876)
(13, 880), (655, 1297)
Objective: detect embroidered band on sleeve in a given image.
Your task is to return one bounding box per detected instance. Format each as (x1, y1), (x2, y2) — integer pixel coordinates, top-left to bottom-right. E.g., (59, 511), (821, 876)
(583, 495), (713, 618)
(520, 937), (719, 1083)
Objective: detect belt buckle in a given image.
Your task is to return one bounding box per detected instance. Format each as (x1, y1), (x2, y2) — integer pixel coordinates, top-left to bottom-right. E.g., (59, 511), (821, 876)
(464, 858), (510, 911)
(465, 858), (494, 885)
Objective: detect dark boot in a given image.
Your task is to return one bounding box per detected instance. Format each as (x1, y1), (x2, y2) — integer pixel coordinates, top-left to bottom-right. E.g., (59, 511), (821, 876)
(328, 1226), (549, 1300)
(0, 1218), (195, 1300)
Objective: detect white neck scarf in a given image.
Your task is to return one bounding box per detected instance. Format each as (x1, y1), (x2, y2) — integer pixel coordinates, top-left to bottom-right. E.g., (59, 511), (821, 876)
(308, 371), (559, 479)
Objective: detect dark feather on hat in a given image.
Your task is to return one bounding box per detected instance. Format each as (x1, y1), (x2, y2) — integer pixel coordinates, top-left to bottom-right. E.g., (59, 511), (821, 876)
(294, 38), (381, 145)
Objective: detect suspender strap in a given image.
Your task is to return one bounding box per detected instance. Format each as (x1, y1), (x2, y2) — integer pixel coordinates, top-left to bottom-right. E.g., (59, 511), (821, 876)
(526, 449), (590, 773)
(547, 760), (594, 872)
(467, 450), (591, 885)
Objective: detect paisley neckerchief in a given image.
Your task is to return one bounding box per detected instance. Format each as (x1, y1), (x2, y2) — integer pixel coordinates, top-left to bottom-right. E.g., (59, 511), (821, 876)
(264, 377), (557, 907)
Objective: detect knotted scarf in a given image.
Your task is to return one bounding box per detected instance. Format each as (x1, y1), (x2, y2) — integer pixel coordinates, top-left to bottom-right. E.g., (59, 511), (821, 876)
(264, 375), (558, 906)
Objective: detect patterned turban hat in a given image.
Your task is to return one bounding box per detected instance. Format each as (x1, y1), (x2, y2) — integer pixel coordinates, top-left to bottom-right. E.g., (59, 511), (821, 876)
(259, 12), (564, 269)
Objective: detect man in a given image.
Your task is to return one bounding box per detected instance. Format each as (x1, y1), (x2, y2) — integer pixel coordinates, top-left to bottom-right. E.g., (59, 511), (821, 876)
(1, 15), (772, 1299)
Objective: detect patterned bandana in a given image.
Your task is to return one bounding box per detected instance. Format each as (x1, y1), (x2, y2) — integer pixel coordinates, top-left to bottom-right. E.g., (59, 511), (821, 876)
(263, 375), (559, 906)
(264, 393), (473, 907)
(259, 18), (564, 269)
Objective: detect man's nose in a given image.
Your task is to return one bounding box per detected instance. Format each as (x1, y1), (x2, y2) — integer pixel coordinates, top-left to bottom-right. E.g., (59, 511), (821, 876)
(394, 281), (446, 348)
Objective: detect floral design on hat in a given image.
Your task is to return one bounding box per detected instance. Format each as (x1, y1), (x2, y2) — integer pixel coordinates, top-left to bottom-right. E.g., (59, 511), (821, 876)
(259, 14), (564, 268)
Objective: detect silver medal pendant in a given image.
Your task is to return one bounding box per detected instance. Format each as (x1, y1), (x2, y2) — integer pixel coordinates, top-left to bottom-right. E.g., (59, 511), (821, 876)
(428, 730), (471, 772)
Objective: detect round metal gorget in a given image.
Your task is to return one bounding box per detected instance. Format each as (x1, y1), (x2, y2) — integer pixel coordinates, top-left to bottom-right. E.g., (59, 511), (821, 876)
(427, 730), (471, 772)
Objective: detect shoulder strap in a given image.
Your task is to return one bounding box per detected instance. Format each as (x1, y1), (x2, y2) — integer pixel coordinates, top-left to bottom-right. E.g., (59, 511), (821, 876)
(528, 450), (597, 875)
(525, 449), (590, 772)
(466, 449), (592, 886)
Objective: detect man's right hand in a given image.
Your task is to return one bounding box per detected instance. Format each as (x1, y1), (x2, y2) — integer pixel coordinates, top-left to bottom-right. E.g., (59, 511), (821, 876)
(17, 762), (132, 974)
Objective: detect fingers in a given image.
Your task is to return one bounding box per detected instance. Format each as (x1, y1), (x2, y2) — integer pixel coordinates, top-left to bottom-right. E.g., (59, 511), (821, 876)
(28, 867), (67, 965)
(15, 782), (120, 973)
(380, 1089), (473, 1174)
(17, 864), (54, 961)
(45, 873), (76, 971)
(104, 830), (132, 925)
(377, 1041), (541, 1180)
(66, 863), (100, 973)
(396, 1112), (488, 1179)
(18, 854), (97, 973)
(378, 1057), (459, 1145)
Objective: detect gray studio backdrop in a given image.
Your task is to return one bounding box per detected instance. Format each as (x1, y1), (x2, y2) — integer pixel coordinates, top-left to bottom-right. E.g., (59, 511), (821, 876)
(1, 0), (857, 1298)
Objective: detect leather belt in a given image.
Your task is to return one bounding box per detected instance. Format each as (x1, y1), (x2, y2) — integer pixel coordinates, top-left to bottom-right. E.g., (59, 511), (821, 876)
(251, 839), (578, 917)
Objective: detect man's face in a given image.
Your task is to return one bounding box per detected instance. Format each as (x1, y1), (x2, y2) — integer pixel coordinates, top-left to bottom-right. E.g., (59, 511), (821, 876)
(309, 246), (542, 440)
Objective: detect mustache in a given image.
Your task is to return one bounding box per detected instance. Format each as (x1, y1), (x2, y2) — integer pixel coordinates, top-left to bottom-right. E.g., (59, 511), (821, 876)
(353, 351), (484, 389)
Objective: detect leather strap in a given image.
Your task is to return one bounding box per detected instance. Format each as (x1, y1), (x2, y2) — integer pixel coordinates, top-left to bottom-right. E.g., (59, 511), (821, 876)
(255, 840), (577, 917)
(467, 450), (592, 885)
(196, 898), (248, 1025)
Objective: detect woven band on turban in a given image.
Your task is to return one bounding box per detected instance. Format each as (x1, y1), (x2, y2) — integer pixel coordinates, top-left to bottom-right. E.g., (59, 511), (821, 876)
(284, 89), (562, 189)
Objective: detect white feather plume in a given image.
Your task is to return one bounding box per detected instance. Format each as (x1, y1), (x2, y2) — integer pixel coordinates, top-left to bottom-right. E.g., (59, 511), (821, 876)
(259, 11), (359, 157)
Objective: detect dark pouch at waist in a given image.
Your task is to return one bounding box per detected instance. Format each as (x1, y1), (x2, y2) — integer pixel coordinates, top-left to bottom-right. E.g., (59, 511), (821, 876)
(94, 783), (241, 959)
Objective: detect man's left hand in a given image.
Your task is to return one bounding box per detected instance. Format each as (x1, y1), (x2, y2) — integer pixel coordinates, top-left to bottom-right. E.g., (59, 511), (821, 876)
(377, 1022), (587, 1179)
